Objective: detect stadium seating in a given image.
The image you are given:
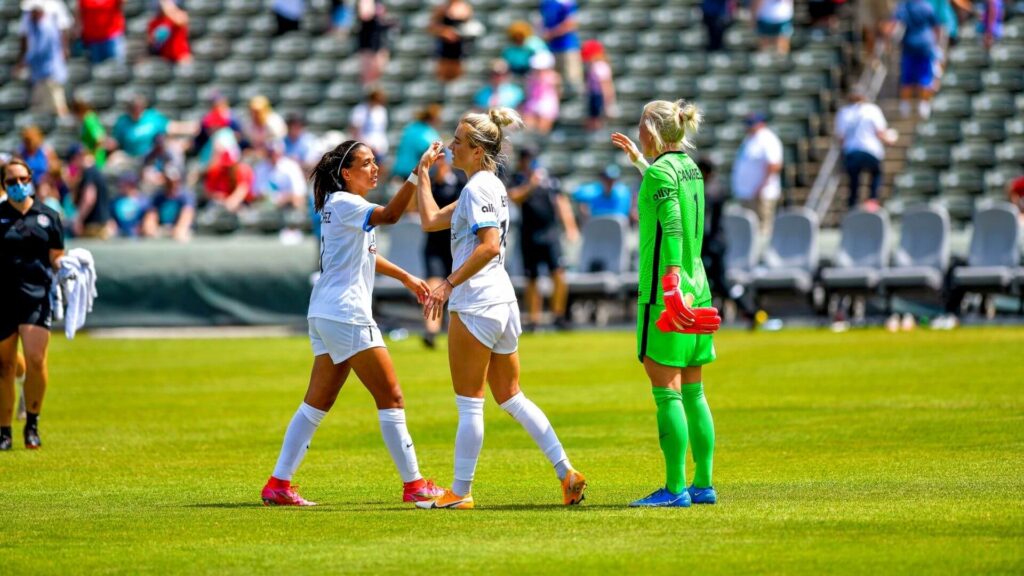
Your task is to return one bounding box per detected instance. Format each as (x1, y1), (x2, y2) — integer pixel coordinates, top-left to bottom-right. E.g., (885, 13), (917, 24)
(565, 215), (628, 300)
(879, 203), (951, 310)
(950, 202), (1021, 299)
(722, 207), (759, 289)
(375, 218), (426, 300)
(820, 208), (891, 298)
(750, 207), (820, 309)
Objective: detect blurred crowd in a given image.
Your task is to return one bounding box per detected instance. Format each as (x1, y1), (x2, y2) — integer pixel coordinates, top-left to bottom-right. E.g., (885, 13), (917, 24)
(0, 0), (1017, 245)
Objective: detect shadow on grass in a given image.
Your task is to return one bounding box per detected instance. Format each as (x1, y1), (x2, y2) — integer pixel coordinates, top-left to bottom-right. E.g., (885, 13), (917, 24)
(185, 502), (627, 512)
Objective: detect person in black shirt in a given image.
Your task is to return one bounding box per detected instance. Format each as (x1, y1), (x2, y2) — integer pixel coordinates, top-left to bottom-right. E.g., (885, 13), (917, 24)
(420, 152), (465, 348)
(0, 158), (65, 450)
(508, 146), (578, 331)
(67, 146), (112, 238)
(698, 159), (759, 328)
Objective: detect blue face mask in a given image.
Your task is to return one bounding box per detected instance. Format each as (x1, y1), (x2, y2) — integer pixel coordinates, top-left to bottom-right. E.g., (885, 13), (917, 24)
(6, 182), (34, 202)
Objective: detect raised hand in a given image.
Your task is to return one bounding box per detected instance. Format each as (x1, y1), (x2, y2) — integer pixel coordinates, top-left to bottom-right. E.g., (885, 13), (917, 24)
(611, 132), (642, 164)
(418, 141), (445, 173)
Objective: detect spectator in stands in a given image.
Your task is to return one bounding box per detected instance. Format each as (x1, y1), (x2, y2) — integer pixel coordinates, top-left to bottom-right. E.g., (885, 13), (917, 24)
(508, 145), (578, 331)
(702, 0), (735, 52)
(203, 151), (255, 215)
(272, 0), (306, 36)
(17, 126), (55, 186)
(147, 0), (191, 64)
(242, 95), (287, 151)
(253, 140), (308, 214)
(66, 146), (112, 238)
(283, 113), (320, 174)
(349, 89), (389, 165)
(393, 104), (441, 181)
(71, 98), (108, 169)
(193, 91), (241, 160)
(892, 0), (940, 119)
(539, 0), (583, 96)
(142, 133), (185, 187)
(731, 113), (783, 238)
(572, 165), (636, 226)
(860, 0), (895, 62)
(699, 158), (760, 327)
(79, 0), (126, 63)
(421, 151), (465, 349)
(110, 172), (148, 238)
(809, 0), (844, 38)
(142, 166), (194, 241)
(1007, 174), (1024, 224)
(429, 0), (474, 83)
(112, 95), (169, 159)
(521, 51), (561, 136)
(16, 0), (70, 118)
(36, 160), (67, 217)
(581, 39), (617, 133)
(752, 0), (794, 55)
(19, 0), (74, 34)
(473, 60), (525, 110)
(930, 0), (968, 49)
(355, 0), (392, 85)
(502, 21), (549, 77)
(836, 88), (898, 210)
(329, 0), (352, 36)
(979, 0), (1003, 50)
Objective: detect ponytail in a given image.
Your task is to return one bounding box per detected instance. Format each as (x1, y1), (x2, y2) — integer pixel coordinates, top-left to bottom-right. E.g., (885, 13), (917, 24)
(311, 140), (365, 213)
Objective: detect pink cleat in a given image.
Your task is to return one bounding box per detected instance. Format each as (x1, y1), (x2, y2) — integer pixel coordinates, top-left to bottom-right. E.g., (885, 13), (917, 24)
(403, 478), (446, 503)
(261, 478), (317, 506)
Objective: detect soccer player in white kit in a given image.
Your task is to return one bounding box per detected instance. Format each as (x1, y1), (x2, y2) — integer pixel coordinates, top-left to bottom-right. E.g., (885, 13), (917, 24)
(261, 140), (446, 506)
(411, 109), (587, 509)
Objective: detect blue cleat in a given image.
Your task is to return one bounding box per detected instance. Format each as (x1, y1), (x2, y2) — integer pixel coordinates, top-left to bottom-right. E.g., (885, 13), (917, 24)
(629, 487), (691, 508)
(687, 485), (718, 505)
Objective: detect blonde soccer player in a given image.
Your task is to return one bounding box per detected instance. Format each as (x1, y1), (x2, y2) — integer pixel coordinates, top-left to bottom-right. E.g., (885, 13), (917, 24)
(412, 109), (586, 509)
(611, 100), (722, 507)
(260, 140), (445, 506)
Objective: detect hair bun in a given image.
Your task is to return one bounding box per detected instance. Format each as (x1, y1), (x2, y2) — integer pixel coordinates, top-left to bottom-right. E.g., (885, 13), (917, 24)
(488, 107), (522, 129)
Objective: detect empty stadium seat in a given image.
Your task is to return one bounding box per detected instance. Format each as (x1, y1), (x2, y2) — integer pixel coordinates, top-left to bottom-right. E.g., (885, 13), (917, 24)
(375, 218), (427, 300)
(879, 204), (951, 305)
(950, 202), (1021, 297)
(821, 208), (890, 295)
(751, 207), (820, 302)
(567, 216), (628, 299)
(723, 207), (759, 288)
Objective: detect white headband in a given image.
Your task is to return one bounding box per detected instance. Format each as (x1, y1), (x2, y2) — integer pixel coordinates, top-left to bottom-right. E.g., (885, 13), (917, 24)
(337, 142), (361, 184)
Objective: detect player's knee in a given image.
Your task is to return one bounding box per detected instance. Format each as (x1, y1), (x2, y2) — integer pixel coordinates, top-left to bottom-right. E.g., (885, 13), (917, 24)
(375, 386), (404, 409)
(24, 351), (46, 372)
(0, 360), (15, 381)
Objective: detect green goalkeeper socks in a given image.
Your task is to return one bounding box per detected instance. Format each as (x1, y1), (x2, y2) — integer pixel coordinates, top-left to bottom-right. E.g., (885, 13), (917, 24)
(652, 387), (688, 494)
(681, 383), (715, 488)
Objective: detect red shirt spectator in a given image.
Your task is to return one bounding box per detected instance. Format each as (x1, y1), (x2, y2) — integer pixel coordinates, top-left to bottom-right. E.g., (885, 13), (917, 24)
(205, 153), (254, 211)
(80, 0), (125, 43)
(147, 0), (191, 63)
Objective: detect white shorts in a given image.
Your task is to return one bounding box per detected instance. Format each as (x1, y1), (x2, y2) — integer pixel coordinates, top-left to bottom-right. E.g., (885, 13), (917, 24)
(308, 317), (385, 364)
(454, 302), (521, 354)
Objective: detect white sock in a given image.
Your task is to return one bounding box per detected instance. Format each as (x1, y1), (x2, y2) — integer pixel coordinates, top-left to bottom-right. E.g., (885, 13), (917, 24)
(917, 100), (931, 119)
(271, 402), (327, 481)
(500, 392), (571, 480)
(452, 395), (485, 496)
(378, 408), (421, 483)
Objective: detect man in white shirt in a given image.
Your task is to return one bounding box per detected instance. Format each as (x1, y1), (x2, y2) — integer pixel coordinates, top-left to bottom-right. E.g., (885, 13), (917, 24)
(835, 88), (898, 210)
(253, 140), (308, 212)
(731, 113), (784, 238)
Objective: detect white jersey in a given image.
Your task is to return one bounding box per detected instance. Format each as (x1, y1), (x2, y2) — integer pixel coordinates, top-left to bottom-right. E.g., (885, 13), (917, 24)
(449, 171), (517, 312)
(308, 192), (380, 325)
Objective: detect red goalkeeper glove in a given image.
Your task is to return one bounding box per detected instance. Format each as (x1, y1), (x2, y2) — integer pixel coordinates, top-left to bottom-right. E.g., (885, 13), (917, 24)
(656, 273), (722, 334)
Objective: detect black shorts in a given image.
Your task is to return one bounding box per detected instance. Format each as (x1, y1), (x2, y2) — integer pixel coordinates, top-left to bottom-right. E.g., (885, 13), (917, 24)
(587, 90), (605, 120)
(424, 245), (453, 279)
(522, 240), (563, 279)
(0, 296), (52, 339)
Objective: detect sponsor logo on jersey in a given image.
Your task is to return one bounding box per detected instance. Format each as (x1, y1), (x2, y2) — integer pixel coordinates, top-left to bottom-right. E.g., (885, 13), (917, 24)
(480, 203), (495, 213)
(652, 188), (673, 201)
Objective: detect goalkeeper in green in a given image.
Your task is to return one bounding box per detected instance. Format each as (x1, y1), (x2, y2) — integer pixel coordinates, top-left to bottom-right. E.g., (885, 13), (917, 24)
(611, 100), (722, 508)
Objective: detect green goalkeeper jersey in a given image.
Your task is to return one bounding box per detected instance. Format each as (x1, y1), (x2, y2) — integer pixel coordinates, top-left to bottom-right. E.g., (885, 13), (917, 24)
(637, 151), (711, 307)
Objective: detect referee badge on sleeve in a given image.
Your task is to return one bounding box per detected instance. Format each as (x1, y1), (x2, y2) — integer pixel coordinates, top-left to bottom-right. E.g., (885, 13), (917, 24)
(37, 214), (51, 228)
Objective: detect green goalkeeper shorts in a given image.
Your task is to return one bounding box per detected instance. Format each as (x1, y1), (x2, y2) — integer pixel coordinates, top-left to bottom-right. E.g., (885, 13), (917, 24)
(636, 304), (716, 368)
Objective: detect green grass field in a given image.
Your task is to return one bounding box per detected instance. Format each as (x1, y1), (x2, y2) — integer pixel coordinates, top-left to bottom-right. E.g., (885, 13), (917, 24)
(3, 327), (1023, 574)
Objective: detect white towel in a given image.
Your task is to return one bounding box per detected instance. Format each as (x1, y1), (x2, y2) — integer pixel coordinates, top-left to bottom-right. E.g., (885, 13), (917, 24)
(58, 248), (98, 340)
